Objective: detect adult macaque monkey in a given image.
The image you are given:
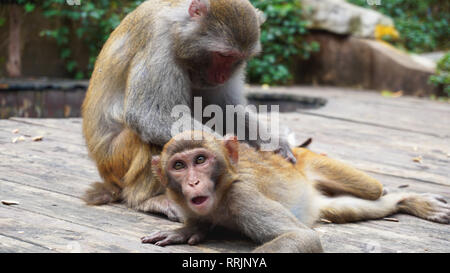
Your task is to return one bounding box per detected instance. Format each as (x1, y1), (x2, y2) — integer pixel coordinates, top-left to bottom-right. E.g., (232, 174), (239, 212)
(82, 0), (295, 218)
(142, 131), (450, 252)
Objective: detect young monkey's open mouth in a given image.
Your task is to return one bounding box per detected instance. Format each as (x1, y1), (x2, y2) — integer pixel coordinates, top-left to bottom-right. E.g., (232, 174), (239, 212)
(191, 196), (209, 205)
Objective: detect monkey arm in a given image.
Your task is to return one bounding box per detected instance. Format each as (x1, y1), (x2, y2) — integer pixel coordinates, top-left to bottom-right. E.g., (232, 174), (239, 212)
(210, 77), (296, 163)
(124, 50), (218, 146)
(226, 183), (323, 253)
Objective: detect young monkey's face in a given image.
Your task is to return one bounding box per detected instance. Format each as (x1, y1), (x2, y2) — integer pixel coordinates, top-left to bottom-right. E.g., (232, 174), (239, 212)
(165, 148), (220, 216)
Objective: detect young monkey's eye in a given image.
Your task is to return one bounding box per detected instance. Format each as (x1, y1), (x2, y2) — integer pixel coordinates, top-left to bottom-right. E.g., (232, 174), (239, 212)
(195, 155), (206, 165)
(173, 161), (185, 170)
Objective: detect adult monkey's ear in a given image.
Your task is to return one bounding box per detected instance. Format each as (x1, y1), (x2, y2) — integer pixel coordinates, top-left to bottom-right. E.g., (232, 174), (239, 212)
(255, 8), (267, 26)
(189, 0), (209, 18)
(151, 156), (165, 185)
(223, 134), (239, 165)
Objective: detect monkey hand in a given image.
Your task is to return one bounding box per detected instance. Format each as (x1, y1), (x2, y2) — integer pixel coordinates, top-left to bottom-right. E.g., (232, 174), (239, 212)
(274, 140), (297, 164)
(141, 226), (207, 247)
(251, 137), (297, 164)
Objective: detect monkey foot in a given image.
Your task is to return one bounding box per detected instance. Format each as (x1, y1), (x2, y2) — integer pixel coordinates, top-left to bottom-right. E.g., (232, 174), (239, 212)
(410, 193), (450, 224)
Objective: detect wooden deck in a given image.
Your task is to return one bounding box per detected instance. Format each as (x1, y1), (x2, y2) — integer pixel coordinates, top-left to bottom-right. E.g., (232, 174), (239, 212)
(0, 86), (449, 253)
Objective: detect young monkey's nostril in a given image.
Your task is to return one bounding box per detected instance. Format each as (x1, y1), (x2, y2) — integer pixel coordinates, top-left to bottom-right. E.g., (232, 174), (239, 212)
(189, 180), (200, 187)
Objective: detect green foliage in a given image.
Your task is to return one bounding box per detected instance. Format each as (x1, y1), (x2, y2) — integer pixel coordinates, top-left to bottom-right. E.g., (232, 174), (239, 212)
(348, 0), (450, 53)
(429, 53), (450, 97)
(12, 0), (316, 83)
(17, 0), (145, 79)
(247, 0), (319, 85)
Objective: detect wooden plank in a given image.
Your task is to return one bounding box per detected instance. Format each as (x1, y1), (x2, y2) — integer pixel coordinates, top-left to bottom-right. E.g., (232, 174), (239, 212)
(0, 206), (169, 253)
(7, 117), (83, 134)
(317, 215), (450, 253)
(6, 113), (449, 187)
(283, 113), (450, 186)
(0, 179), (254, 253)
(0, 234), (54, 253)
(247, 86), (450, 138)
(3, 173), (448, 253)
(1, 84), (449, 253)
(2, 117), (448, 194)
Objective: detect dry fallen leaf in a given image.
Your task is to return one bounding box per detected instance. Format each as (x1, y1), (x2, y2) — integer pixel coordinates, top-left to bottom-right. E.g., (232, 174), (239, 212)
(12, 129), (19, 134)
(383, 217), (399, 222)
(392, 90), (403, 98)
(412, 156), (423, 163)
(320, 218), (332, 224)
(1, 200), (19, 206)
(32, 136), (44, 142)
(12, 136), (26, 143)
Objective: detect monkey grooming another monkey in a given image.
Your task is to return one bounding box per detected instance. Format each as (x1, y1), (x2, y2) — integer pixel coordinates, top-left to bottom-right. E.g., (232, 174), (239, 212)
(81, 0), (295, 220)
(142, 131), (450, 252)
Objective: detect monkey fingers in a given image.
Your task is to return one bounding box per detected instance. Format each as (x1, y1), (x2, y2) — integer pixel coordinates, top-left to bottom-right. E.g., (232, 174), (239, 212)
(274, 145), (297, 164)
(141, 227), (206, 246)
(141, 230), (188, 246)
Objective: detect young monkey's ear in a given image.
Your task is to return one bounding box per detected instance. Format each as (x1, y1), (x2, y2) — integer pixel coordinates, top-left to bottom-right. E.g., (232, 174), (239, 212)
(223, 134), (239, 164)
(189, 0), (209, 18)
(151, 155), (165, 185)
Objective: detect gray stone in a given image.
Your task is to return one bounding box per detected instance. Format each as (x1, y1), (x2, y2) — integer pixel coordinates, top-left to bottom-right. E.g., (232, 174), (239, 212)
(303, 0), (394, 38)
(294, 32), (438, 96)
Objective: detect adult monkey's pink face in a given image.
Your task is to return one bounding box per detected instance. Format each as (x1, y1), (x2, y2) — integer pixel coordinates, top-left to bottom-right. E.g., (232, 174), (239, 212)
(208, 51), (245, 85)
(175, 0), (265, 87)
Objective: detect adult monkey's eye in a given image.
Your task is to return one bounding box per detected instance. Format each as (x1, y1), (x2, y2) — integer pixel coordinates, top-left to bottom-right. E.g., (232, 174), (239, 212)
(173, 161), (185, 170)
(195, 155), (206, 164)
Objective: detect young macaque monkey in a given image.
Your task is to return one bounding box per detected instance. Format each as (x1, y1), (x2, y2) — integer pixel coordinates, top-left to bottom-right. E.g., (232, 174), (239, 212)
(142, 131), (450, 252)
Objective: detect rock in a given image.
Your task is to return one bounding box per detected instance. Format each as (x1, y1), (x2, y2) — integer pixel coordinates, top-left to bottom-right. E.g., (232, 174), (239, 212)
(303, 0), (394, 38)
(294, 32), (438, 96)
(418, 52), (447, 63)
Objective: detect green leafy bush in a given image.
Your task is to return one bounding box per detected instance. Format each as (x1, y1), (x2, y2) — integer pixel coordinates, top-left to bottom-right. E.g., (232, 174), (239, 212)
(11, 0), (317, 83)
(248, 0), (319, 85)
(13, 0), (144, 79)
(429, 53), (450, 97)
(348, 0), (449, 53)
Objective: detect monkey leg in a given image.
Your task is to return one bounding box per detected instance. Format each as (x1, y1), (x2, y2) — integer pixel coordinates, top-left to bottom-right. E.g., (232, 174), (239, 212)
(229, 184), (323, 253)
(83, 129), (165, 210)
(318, 192), (450, 224)
(292, 148), (383, 200)
(134, 195), (185, 222)
(253, 229), (323, 253)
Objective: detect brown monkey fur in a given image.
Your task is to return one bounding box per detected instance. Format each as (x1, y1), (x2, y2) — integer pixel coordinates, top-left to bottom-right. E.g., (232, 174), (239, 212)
(81, 0), (294, 220)
(142, 131), (450, 252)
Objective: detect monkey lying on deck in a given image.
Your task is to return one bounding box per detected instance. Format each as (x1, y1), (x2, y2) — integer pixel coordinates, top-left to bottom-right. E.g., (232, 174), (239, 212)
(142, 131), (450, 252)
